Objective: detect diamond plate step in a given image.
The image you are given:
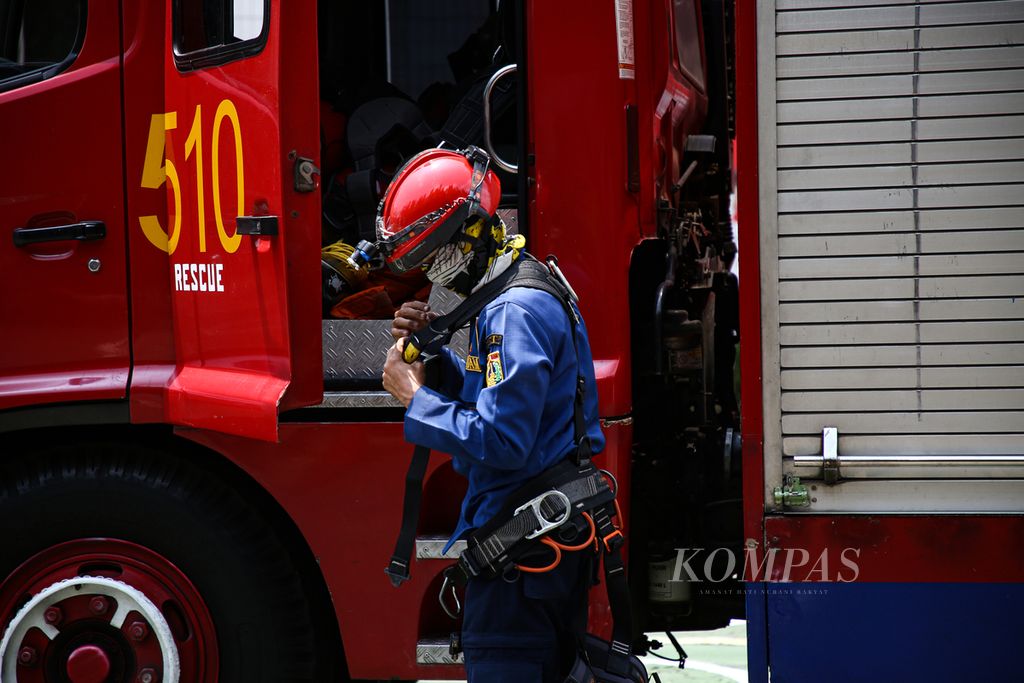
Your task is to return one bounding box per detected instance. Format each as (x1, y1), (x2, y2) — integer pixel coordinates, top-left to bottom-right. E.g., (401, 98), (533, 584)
(315, 391), (401, 409)
(415, 535), (467, 560)
(417, 637), (464, 665)
(322, 286), (468, 384)
(322, 320), (391, 384)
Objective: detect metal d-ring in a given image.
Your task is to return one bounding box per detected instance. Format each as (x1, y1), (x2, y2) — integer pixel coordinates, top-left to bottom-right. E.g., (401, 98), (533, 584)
(600, 469), (619, 495)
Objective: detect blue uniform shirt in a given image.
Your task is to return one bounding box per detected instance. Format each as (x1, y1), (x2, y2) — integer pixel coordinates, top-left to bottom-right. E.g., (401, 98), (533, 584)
(404, 286), (605, 551)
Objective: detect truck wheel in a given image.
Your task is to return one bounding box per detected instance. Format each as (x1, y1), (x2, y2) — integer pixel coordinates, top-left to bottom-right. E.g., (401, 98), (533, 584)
(0, 444), (340, 682)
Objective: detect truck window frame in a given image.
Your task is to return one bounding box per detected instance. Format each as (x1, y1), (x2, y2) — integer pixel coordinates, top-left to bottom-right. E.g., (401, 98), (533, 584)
(671, 0), (706, 92)
(172, 0), (270, 72)
(0, 0), (87, 94)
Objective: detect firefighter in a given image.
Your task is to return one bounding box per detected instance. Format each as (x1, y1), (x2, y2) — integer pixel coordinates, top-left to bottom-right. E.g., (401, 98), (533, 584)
(379, 147), (605, 682)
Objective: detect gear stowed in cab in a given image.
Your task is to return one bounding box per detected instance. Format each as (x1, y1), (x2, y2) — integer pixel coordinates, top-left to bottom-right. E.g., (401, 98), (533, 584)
(384, 253), (649, 683)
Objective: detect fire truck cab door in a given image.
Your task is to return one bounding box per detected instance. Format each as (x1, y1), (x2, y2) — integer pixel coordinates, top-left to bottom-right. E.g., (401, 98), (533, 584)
(162, 0), (320, 442)
(0, 0), (130, 412)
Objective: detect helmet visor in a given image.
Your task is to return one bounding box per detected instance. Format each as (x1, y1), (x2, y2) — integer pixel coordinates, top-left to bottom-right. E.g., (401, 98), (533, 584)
(377, 200), (474, 273)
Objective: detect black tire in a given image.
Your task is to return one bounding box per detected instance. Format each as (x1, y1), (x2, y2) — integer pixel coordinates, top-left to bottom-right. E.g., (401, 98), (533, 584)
(0, 440), (343, 682)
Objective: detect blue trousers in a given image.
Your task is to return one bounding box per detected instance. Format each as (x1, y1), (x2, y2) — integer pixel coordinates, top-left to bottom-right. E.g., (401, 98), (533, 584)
(462, 551), (591, 683)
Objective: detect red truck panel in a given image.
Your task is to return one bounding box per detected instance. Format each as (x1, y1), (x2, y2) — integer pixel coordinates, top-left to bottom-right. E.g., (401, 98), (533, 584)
(156, 0), (321, 441)
(123, 0), (177, 424)
(181, 420), (634, 680)
(0, 0), (129, 411)
(765, 515), (1024, 582)
(526, 0), (639, 419)
(735, 0), (768, 560)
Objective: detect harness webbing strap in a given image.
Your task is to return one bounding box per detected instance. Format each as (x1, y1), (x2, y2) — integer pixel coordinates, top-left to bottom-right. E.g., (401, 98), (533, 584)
(457, 468), (612, 580)
(573, 376), (592, 465)
(591, 506), (633, 670)
(442, 498), (637, 673)
(461, 461), (599, 550)
(604, 546), (635, 677)
(405, 247), (525, 360)
(385, 444), (431, 587)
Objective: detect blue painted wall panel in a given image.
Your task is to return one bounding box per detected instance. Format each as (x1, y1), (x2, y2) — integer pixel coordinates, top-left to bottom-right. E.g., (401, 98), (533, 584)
(746, 582), (770, 682)
(767, 583), (1024, 682)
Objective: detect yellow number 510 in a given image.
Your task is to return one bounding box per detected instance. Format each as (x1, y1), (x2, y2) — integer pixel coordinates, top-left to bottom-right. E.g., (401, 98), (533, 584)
(138, 100), (245, 255)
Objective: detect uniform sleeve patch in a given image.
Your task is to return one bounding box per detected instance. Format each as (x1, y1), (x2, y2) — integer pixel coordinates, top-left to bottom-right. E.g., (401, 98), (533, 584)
(485, 350), (504, 387)
(485, 334), (503, 348)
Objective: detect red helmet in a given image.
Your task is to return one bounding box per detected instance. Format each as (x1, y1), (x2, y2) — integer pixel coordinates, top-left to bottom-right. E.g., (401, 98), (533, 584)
(375, 146), (501, 273)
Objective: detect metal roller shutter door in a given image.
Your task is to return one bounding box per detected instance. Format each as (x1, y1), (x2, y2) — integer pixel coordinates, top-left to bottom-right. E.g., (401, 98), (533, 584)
(758, 0), (1024, 509)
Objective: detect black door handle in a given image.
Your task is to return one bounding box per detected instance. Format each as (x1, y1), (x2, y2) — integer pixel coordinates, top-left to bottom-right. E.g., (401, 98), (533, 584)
(236, 215), (279, 236)
(13, 221), (106, 247)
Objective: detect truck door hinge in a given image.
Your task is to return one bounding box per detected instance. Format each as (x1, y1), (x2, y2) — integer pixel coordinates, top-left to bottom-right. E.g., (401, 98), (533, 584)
(293, 156), (320, 193)
(773, 475), (810, 509)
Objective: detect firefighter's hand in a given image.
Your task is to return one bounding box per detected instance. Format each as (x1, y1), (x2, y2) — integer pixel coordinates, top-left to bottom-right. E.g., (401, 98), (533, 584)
(392, 301), (439, 341)
(383, 339), (426, 408)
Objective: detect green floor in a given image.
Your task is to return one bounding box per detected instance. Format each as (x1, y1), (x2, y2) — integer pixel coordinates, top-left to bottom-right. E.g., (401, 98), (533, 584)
(422, 620), (748, 683)
(640, 620), (748, 682)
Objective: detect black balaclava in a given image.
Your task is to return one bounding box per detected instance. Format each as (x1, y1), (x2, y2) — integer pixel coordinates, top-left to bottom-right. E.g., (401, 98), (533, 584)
(424, 216), (524, 297)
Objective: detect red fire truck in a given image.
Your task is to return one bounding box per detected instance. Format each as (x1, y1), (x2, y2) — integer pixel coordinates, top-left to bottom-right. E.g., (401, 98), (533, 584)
(1, 0), (1022, 681)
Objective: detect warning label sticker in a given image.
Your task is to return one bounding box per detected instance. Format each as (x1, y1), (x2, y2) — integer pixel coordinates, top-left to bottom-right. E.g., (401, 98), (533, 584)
(615, 0), (635, 80)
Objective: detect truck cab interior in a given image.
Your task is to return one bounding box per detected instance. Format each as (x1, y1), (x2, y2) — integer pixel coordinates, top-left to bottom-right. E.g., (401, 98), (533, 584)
(314, 0), (523, 389)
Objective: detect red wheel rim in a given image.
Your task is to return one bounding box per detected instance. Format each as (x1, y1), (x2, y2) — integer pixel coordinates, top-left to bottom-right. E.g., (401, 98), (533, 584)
(0, 539), (218, 682)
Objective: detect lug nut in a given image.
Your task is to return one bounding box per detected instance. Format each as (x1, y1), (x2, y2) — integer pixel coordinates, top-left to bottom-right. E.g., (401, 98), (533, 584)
(17, 646), (38, 667)
(44, 606), (63, 625)
(137, 667), (157, 683)
(89, 596), (109, 615)
(128, 620), (149, 642)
